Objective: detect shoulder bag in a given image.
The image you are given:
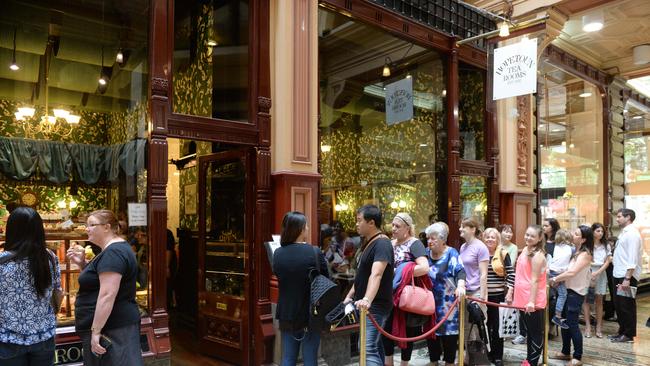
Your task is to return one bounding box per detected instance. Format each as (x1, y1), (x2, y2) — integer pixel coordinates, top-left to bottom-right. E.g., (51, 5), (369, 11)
(398, 272), (435, 315)
(308, 246), (339, 332)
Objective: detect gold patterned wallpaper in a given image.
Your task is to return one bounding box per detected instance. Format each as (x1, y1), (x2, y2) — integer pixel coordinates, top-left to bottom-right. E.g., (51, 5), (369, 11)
(0, 99), (148, 216)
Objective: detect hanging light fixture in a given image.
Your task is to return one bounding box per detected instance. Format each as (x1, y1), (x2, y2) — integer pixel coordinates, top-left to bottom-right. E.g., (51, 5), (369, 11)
(582, 10), (604, 32)
(382, 57), (392, 77)
(498, 21), (510, 37)
(10, 27), (19, 71)
(115, 48), (124, 64)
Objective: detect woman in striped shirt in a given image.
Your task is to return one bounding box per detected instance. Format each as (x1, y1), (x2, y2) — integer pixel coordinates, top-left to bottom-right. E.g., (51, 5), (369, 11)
(482, 228), (515, 366)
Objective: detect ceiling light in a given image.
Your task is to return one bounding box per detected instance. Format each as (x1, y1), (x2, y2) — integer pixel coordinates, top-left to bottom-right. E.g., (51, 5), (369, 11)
(57, 200), (67, 209)
(442, 89), (447, 97)
(53, 109), (70, 118)
(207, 40), (218, 47)
(561, 141), (566, 146)
(419, 143), (428, 147)
(116, 49), (124, 64)
(390, 201), (398, 209)
(582, 11), (604, 32)
(98, 77), (107, 86)
(633, 44), (650, 65)
(69, 200), (78, 209)
(398, 200), (407, 208)
(17, 107), (35, 117)
(10, 27), (19, 71)
(499, 22), (510, 37)
(633, 115), (643, 120)
(382, 57), (392, 77)
(569, 143), (575, 148)
(66, 115), (81, 124)
(406, 73), (412, 79)
(579, 92), (592, 98)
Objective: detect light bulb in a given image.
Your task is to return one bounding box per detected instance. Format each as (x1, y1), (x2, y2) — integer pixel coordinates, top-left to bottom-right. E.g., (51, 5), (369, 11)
(320, 144), (331, 153)
(582, 12), (604, 32)
(17, 107), (35, 117)
(116, 49), (124, 64)
(499, 22), (510, 37)
(57, 200), (67, 209)
(98, 77), (107, 86)
(66, 115), (81, 124)
(382, 64), (391, 77)
(390, 201), (398, 209)
(69, 200), (77, 209)
(53, 109), (70, 118)
(9, 62), (19, 71)
(335, 204), (342, 211)
(398, 200), (407, 208)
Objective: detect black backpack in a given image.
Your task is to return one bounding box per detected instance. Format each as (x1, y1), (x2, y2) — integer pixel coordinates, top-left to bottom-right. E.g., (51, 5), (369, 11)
(308, 247), (339, 332)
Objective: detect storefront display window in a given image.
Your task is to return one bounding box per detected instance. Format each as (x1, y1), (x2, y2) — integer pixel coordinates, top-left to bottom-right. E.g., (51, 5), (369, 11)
(460, 176), (487, 228)
(0, 0), (150, 325)
(173, 0), (249, 121)
(459, 63), (486, 161)
(623, 101), (650, 279)
(538, 62), (604, 229)
(318, 9), (447, 233)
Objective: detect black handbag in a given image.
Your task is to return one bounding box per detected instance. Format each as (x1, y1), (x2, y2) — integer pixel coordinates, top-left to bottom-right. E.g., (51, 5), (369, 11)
(308, 247), (339, 332)
(325, 302), (359, 330)
(465, 324), (491, 366)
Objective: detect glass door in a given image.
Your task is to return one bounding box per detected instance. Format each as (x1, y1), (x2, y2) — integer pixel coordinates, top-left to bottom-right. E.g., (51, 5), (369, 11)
(197, 149), (251, 364)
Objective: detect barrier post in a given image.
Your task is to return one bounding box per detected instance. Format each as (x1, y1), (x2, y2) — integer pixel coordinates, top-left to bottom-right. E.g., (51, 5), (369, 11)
(359, 308), (367, 366)
(543, 286), (549, 366)
(459, 294), (465, 366)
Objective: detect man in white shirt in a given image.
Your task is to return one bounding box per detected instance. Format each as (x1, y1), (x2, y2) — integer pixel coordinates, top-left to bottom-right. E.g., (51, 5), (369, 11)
(610, 208), (643, 343)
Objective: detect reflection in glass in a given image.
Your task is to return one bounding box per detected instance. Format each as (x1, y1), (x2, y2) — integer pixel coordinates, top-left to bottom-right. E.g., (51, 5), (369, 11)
(204, 158), (246, 297)
(318, 9), (447, 233)
(0, 0), (150, 321)
(173, 0), (249, 121)
(460, 176), (487, 228)
(538, 62), (603, 229)
(623, 101), (650, 277)
(459, 63), (486, 160)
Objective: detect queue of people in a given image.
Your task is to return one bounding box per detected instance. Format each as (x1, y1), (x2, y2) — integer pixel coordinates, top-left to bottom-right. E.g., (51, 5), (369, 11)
(273, 206), (643, 366)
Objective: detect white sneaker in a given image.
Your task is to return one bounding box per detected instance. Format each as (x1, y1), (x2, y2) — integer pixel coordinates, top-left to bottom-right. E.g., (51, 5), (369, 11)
(511, 335), (526, 344)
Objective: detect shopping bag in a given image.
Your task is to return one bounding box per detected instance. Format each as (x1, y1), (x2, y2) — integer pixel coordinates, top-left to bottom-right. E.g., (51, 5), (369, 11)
(498, 305), (520, 338)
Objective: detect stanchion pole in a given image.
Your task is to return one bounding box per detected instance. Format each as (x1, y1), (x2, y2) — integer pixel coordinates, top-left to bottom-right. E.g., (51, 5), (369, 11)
(543, 285), (549, 366)
(459, 295), (465, 366)
(359, 308), (367, 366)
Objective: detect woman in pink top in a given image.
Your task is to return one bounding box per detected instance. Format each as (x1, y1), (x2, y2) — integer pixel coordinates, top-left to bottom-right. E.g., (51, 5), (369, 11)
(549, 225), (594, 366)
(513, 225), (547, 366)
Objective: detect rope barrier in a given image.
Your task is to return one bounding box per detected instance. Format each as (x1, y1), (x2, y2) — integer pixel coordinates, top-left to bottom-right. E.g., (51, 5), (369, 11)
(367, 297), (459, 342)
(466, 296), (526, 310)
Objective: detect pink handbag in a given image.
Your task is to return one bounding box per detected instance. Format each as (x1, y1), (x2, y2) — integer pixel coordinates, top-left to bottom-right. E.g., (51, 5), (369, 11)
(398, 273), (436, 315)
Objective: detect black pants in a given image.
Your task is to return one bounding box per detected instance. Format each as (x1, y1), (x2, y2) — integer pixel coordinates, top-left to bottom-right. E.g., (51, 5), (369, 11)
(521, 310), (544, 366)
(486, 294), (505, 361)
(382, 312), (419, 361)
(614, 277), (637, 338)
(603, 263), (616, 318)
(519, 310), (527, 337)
(427, 335), (458, 364)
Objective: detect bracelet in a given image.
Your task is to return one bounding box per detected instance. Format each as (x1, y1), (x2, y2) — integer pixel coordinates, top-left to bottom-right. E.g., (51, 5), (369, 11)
(91, 327), (101, 335)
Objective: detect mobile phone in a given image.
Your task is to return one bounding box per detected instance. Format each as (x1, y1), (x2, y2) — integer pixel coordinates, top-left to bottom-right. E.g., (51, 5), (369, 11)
(99, 335), (113, 351)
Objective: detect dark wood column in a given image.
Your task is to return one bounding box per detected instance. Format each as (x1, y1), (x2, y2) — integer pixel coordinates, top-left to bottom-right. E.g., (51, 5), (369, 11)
(252, 0), (274, 364)
(486, 45), (500, 228)
(447, 39), (461, 247)
(146, 0), (171, 359)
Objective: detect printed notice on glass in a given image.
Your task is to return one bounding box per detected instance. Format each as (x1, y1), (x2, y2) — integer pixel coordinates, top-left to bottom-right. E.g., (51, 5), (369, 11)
(385, 77), (413, 125)
(128, 203), (147, 226)
(493, 38), (537, 100)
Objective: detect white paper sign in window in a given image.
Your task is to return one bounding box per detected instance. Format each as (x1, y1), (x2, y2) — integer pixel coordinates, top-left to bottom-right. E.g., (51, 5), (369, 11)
(493, 38), (537, 100)
(385, 77), (414, 125)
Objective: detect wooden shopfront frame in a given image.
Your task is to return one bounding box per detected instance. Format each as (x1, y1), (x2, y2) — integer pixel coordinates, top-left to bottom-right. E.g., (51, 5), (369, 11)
(318, 0), (497, 246)
(147, 0), (273, 364)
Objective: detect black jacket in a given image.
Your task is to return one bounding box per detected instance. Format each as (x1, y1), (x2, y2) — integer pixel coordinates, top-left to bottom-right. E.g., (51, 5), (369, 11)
(273, 243), (329, 330)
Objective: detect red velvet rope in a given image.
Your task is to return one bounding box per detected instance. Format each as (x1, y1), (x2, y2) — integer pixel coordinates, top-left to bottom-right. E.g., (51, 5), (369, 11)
(466, 296), (526, 310)
(367, 297), (459, 342)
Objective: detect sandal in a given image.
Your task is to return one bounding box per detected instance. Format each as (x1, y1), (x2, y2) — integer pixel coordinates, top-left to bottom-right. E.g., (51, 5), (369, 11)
(584, 331), (592, 338)
(568, 359), (583, 366)
(550, 352), (571, 360)
(596, 331), (603, 338)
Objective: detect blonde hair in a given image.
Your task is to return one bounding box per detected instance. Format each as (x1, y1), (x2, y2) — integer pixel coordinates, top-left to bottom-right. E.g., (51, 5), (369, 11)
(89, 209), (121, 235)
(394, 212), (416, 236)
(483, 227), (501, 246)
(554, 229), (573, 245)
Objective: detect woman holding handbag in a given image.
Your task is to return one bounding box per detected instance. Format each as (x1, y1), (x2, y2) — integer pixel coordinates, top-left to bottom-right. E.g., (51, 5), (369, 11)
(0, 207), (62, 365)
(383, 212), (429, 366)
(425, 222), (466, 366)
(273, 211), (329, 366)
(483, 228), (515, 366)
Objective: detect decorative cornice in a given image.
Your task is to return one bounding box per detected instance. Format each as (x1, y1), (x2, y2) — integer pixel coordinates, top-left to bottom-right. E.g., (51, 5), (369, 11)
(621, 88), (650, 110)
(258, 96), (272, 112)
(151, 77), (169, 96)
(542, 45), (610, 89)
(459, 159), (492, 176)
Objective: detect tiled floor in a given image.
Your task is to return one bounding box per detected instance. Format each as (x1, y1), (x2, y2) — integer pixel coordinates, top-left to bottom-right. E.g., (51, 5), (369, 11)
(170, 294), (650, 365)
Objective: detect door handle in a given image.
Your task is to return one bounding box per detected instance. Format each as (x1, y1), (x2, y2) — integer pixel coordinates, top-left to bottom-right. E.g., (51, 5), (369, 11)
(199, 299), (207, 306)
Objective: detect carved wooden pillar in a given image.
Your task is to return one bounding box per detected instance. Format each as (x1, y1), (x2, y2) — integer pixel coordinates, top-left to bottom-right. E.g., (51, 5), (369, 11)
(253, 0), (274, 363)
(447, 39), (461, 247)
(486, 46), (500, 228)
(146, 0), (171, 358)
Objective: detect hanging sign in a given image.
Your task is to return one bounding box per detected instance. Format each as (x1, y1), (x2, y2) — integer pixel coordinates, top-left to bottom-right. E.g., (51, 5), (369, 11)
(493, 38), (537, 100)
(128, 203), (147, 226)
(385, 77), (413, 125)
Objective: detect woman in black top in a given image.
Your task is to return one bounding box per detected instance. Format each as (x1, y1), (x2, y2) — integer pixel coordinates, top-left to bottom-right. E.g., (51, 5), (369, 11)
(66, 209), (142, 366)
(273, 212), (328, 366)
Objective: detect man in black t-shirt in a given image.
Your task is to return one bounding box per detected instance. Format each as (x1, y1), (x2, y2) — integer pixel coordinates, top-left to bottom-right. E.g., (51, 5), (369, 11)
(343, 205), (393, 366)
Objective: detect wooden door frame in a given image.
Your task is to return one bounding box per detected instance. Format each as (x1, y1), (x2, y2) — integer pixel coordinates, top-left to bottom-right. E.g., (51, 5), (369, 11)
(149, 0), (273, 364)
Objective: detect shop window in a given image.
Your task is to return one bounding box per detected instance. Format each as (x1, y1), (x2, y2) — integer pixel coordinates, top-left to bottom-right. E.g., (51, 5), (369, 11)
(173, 0), (249, 122)
(538, 62), (603, 229)
(623, 99), (650, 279)
(318, 9), (447, 236)
(459, 63), (486, 161)
(0, 0), (150, 325)
(460, 176), (487, 228)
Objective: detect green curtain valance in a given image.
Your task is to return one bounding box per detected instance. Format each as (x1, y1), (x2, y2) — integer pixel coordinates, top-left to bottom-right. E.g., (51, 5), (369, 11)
(0, 137), (146, 184)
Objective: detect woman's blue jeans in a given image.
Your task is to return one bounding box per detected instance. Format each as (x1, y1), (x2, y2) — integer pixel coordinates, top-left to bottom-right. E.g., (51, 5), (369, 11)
(0, 337), (55, 366)
(363, 310), (388, 366)
(561, 289), (585, 360)
(280, 329), (320, 366)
